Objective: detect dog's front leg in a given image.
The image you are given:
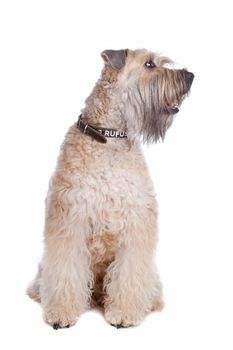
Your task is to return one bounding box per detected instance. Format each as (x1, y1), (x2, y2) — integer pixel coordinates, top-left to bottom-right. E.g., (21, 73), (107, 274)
(103, 217), (164, 328)
(40, 190), (92, 329)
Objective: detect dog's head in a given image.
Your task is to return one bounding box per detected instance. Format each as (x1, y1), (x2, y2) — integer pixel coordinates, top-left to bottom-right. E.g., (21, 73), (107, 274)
(101, 49), (194, 142)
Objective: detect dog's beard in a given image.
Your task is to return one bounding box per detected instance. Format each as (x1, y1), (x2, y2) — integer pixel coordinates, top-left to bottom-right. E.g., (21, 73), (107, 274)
(124, 80), (176, 143)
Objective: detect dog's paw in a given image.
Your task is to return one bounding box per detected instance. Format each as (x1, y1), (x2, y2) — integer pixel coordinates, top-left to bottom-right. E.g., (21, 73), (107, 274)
(43, 305), (78, 329)
(104, 308), (141, 328)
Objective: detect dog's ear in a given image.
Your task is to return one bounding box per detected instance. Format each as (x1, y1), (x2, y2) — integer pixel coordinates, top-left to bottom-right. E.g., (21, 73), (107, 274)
(101, 49), (127, 70)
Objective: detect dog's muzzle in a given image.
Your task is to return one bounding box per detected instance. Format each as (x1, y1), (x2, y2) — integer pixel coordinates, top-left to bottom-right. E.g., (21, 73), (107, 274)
(169, 70), (194, 115)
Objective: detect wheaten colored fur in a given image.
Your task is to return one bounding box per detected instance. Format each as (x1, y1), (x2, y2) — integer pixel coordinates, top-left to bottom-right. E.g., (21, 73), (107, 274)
(27, 49), (193, 328)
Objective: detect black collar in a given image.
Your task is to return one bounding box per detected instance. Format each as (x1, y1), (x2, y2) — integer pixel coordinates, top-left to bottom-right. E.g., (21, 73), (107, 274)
(77, 115), (127, 144)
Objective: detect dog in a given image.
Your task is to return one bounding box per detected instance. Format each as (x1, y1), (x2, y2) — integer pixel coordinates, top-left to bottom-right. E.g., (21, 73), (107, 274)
(27, 48), (194, 329)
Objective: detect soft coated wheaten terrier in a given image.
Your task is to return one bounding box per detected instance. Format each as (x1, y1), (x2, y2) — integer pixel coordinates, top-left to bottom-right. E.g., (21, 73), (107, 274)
(27, 48), (194, 329)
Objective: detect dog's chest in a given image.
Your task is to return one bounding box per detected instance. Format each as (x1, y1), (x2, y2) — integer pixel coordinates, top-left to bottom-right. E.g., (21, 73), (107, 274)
(78, 148), (155, 238)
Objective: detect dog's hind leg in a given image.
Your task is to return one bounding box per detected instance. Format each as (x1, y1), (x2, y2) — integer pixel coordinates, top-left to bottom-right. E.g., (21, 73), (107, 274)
(27, 264), (42, 303)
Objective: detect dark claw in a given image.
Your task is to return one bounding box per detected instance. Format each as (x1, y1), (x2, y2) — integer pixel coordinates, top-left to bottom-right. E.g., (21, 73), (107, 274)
(53, 323), (60, 330)
(116, 324), (125, 329)
(110, 323), (125, 329)
(52, 323), (70, 330)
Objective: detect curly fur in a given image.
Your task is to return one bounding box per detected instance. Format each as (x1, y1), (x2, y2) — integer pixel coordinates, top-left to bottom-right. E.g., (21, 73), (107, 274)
(27, 48), (193, 328)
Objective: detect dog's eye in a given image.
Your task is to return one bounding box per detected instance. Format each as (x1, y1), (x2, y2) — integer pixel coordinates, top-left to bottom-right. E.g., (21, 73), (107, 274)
(145, 60), (156, 68)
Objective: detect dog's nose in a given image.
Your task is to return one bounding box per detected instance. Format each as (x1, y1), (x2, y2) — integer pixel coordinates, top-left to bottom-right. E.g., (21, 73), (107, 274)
(184, 71), (194, 86)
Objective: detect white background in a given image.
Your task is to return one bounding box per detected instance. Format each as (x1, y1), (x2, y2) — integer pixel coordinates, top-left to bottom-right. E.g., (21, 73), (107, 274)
(0, 0), (232, 349)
